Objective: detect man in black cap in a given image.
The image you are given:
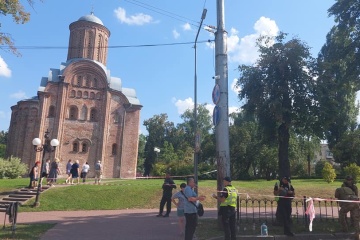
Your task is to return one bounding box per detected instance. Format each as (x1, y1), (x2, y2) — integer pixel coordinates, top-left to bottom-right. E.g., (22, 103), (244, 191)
(156, 172), (176, 217)
(212, 176), (238, 240)
(273, 176), (295, 236)
(338, 176), (359, 231)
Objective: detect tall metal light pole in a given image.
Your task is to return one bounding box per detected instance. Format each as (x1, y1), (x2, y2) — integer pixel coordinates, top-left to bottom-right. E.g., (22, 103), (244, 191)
(215, 0), (230, 191)
(194, 8), (207, 193)
(32, 130), (59, 207)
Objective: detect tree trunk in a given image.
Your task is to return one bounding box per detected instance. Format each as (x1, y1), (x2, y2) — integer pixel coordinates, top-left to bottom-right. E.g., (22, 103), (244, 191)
(278, 122), (290, 178)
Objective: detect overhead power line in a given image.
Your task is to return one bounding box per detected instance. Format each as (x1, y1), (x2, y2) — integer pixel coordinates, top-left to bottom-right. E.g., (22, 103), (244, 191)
(124, 0), (200, 27)
(0, 40), (214, 50)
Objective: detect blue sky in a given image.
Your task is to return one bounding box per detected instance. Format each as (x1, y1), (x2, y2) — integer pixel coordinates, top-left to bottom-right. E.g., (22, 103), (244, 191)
(0, 0), (336, 135)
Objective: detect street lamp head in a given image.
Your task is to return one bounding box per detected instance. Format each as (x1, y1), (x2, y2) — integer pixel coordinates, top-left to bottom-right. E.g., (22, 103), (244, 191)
(32, 138), (41, 146)
(154, 147), (160, 153)
(50, 139), (60, 147)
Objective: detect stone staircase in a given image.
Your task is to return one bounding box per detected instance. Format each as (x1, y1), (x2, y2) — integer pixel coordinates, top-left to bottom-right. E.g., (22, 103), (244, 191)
(0, 185), (52, 212)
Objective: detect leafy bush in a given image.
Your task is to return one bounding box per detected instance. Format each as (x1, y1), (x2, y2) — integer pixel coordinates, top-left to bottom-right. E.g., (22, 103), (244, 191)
(322, 162), (336, 183)
(343, 163), (360, 183)
(0, 157), (28, 179)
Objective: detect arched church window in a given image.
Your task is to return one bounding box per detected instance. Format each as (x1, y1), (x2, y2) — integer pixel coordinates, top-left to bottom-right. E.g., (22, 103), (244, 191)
(77, 91), (82, 98)
(70, 90), (76, 98)
(87, 31), (94, 59)
(92, 78), (98, 88)
(90, 108), (97, 121)
(83, 91), (89, 99)
(114, 112), (121, 123)
(69, 106), (78, 120)
(112, 144), (117, 155)
(85, 78), (90, 87)
(82, 143), (88, 153)
(77, 76), (82, 86)
(73, 142), (79, 152)
(90, 92), (95, 99)
(48, 105), (55, 118)
(96, 92), (101, 100)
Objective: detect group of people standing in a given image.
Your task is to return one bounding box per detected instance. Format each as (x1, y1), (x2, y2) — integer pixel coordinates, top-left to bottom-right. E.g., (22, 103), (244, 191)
(29, 159), (103, 187)
(157, 173), (237, 240)
(28, 158), (61, 188)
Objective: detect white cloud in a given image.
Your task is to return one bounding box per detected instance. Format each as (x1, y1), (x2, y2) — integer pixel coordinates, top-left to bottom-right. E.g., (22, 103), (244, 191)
(229, 106), (240, 115)
(114, 7), (153, 25)
(231, 78), (241, 94)
(172, 29), (180, 39)
(10, 90), (27, 99)
(227, 16), (279, 64)
(182, 23), (191, 31)
(0, 56), (11, 78)
(174, 97), (194, 114)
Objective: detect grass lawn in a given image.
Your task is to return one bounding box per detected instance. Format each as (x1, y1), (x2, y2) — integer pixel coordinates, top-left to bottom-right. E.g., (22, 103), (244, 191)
(0, 223), (55, 240)
(0, 178), (344, 211)
(0, 178), (348, 239)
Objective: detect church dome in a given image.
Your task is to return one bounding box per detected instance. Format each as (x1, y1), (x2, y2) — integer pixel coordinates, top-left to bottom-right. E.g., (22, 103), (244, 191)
(78, 12), (103, 25)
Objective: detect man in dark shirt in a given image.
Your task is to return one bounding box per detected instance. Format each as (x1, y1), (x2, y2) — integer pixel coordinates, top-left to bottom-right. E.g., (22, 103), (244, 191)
(274, 176), (295, 236)
(156, 172), (176, 217)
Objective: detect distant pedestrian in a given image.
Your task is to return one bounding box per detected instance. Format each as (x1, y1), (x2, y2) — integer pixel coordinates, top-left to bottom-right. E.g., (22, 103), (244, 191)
(81, 162), (90, 183)
(70, 160), (80, 185)
(184, 177), (206, 240)
(156, 172), (176, 217)
(94, 160), (102, 185)
(65, 159), (72, 184)
(28, 161), (40, 189)
(40, 159), (51, 185)
(171, 183), (187, 236)
(47, 158), (61, 186)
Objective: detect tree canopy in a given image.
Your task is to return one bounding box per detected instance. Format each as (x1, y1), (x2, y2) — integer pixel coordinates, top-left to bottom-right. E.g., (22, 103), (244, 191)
(237, 32), (317, 178)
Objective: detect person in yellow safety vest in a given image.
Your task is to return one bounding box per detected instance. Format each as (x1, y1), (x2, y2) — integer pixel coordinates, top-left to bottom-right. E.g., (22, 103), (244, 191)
(212, 176), (238, 240)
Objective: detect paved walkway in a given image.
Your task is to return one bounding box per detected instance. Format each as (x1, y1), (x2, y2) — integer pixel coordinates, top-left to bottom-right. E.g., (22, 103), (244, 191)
(15, 208), (357, 240)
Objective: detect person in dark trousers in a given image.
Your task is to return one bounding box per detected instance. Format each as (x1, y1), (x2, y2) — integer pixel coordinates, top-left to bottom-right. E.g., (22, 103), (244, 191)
(212, 177), (238, 240)
(274, 176), (295, 236)
(184, 177), (206, 240)
(156, 172), (176, 217)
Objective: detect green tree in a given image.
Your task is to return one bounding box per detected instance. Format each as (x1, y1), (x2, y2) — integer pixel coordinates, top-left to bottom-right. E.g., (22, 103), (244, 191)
(1, 0), (42, 55)
(343, 163), (360, 183)
(0, 130), (8, 144)
(316, 26), (358, 150)
(0, 144), (6, 158)
(229, 112), (263, 179)
(328, 0), (360, 88)
(332, 129), (360, 166)
(177, 104), (212, 154)
(137, 134), (146, 174)
(237, 32), (317, 178)
(143, 114), (175, 176)
(322, 162), (337, 183)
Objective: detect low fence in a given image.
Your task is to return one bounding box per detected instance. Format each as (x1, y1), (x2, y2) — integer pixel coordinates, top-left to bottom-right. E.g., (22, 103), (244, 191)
(236, 197), (340, 225)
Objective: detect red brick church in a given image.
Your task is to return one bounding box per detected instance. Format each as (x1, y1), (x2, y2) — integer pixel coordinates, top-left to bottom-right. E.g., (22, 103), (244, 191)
(6, 13), (142, 179)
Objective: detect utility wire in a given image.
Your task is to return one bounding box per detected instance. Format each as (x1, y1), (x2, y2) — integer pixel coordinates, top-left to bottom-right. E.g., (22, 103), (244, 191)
(1, 40), (214, 50)
(124, 0), (200, 27)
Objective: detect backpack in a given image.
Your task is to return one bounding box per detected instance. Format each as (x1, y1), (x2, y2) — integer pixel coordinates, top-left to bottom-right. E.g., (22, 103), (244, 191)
(95, 163), (101, 171)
